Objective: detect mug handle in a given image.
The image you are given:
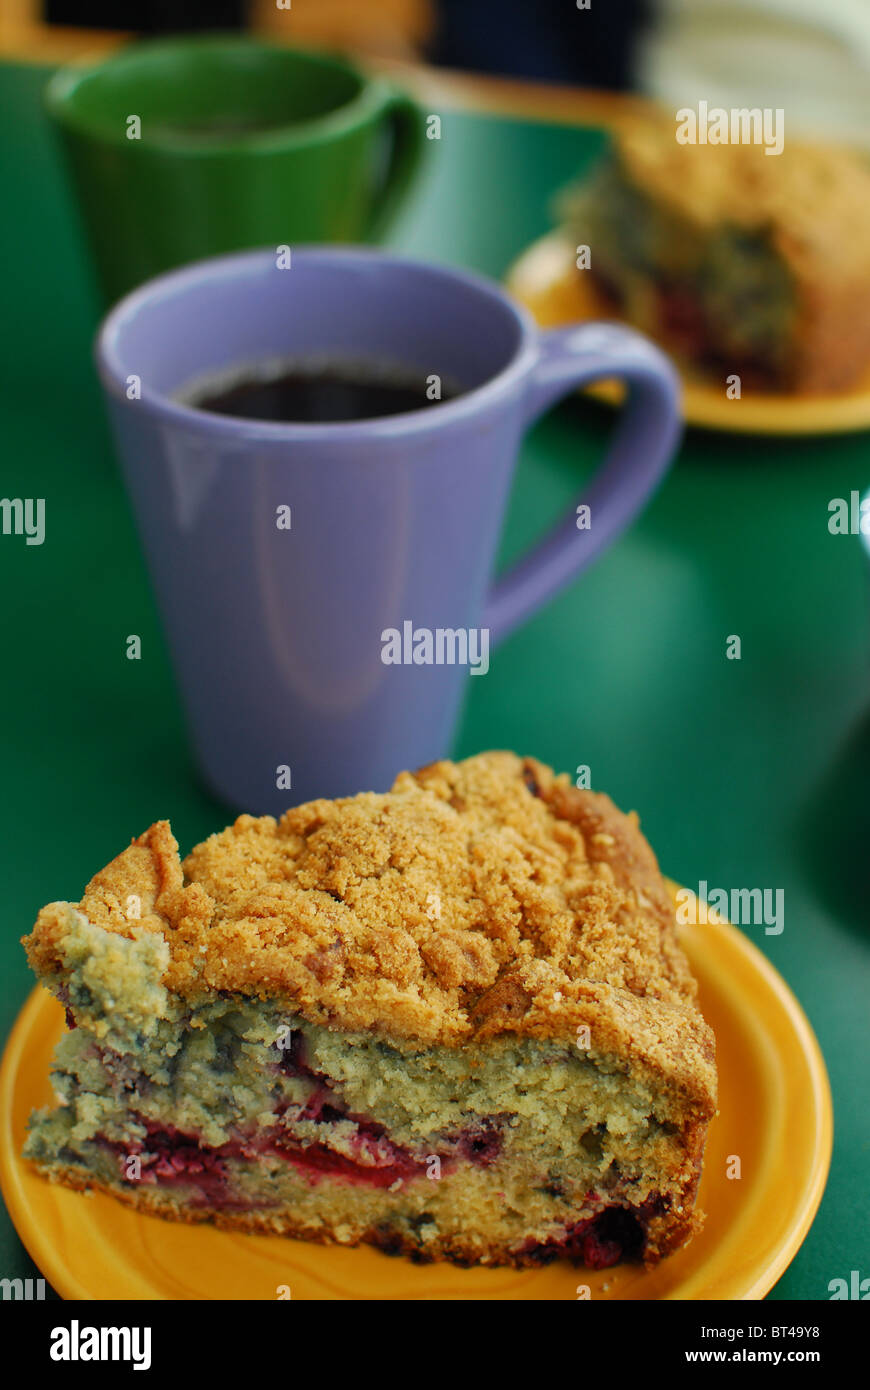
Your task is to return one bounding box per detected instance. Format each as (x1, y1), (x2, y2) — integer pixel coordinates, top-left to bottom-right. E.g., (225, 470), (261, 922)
(482, 322), (682, 646)
(365, 88), (428, 240)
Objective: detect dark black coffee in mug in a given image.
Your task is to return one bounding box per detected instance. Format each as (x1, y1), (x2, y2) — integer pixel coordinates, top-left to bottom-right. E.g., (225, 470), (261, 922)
(181, 357), (463, 423)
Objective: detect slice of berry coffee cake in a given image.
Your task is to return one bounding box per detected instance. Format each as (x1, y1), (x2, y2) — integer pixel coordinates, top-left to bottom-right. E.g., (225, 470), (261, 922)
(23, 753), (716, 1268)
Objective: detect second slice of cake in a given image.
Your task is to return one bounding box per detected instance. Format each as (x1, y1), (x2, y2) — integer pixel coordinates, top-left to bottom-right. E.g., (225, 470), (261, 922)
(23, 752), (716, 1268)
(558, 121), (870, 393)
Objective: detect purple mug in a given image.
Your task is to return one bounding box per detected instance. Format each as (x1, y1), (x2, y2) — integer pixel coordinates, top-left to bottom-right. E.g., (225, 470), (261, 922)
(96, 247), (681, 813)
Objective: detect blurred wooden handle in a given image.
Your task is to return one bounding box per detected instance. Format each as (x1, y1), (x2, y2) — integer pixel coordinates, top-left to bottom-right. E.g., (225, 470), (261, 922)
(251, 0), (435, 59)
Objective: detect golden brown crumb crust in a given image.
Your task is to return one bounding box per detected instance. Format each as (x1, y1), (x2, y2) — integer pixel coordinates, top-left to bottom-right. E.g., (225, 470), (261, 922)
(614, 121), (870, 277)
(24, 752), (715, 1114)
(608, 121), (870, 393)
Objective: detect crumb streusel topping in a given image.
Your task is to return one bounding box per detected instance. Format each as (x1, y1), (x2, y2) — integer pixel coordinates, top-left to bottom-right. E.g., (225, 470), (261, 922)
(613, 121), (870, 278)
(25, 752), (715, 1109)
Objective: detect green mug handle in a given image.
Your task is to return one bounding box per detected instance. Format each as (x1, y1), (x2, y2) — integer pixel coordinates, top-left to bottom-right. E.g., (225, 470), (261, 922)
(365, 87), (428, 239)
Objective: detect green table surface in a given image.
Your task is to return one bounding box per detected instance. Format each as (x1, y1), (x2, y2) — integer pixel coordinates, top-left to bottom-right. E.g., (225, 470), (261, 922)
(1, 59), (868, 1302)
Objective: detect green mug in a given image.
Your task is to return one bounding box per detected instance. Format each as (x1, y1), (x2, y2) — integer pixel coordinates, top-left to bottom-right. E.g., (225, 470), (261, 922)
(45, 36), (428, 302)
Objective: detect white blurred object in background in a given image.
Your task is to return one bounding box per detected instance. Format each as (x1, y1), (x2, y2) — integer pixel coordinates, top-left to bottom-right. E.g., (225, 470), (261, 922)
(639, 0), (870, 150)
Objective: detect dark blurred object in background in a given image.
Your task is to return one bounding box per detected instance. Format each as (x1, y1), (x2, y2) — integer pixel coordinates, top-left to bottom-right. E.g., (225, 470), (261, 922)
(46, 0), (246, 30)
(42, 0), (649, 87)
(431, 0), (650, 88)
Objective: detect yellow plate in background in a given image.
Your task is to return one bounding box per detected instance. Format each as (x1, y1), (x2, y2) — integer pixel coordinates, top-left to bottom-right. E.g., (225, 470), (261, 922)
(507, 232), (870, 436)
(0, 884), (831, 1300)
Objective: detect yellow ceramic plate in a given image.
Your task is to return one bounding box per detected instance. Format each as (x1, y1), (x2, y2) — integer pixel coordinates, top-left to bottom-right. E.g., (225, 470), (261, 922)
(0, 884), (831, 1300)
(507, 232), (870, 435)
